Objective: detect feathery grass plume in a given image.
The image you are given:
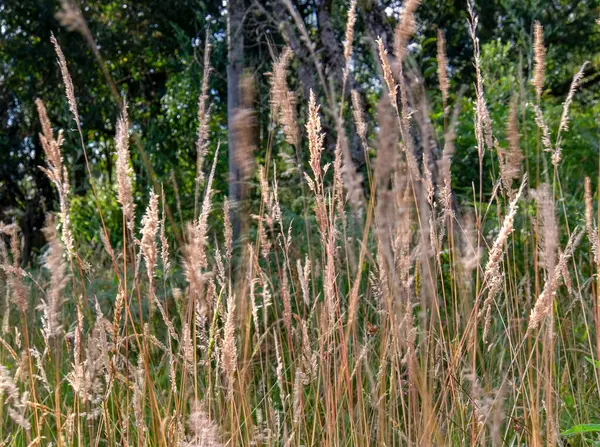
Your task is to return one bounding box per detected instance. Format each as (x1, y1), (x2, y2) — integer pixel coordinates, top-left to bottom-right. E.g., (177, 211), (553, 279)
(586, 177), (595, 230)
(292, 368), (307, 425)
(62, 407), (76, 443)
(393, 0), (422, 63)
(195, 293), (209, 352)
(481, 177), (526, 340)
(532, 21), (546, 100)
(133, 356), (147, 443)
(323, 234), (338, 326)
(156, 295), (178, 343)
(247, 245), (261, 336)
(422, 145), (435, 207)
(214, 245), (226, 290)
(554, 62), (589, 166)
(254, 168), (273, 259)
(184, 147), (220, 307)
(351, 90), (368, 143)
(497, 96), (523, 197)
(270, 47), (299, 147)
(0, 224), (28, 312)
(299, 320), (317, 381)
(35, 99), (62, 172)
(343, 0), (358, 65)
(281, 267), (292, 334)
(160, 191), (171, 278)
(55, 0), (85, 33)
(532, 104), (553, 153)
(112, 287), (124, 343)
(181, 322), (194, 374)
(393, 189), (416, 367)
(464, 374), (507, 444)
(506, 95), (522, 172)
(437, 29), (450, 108)
(468, 3), (493, 158)
(585, 177), (598, 262)
(67, 309), (109, 419)
(221, 292), (237, 400)
(223, 198), (233, 260)
(251, 408), (272, 445)
(271, 163), (283, 231)
(273, 330), (287, 413)
(55, 0), (107, 86)
(297, 255), (311, 307)
(374, 95), (399, 231)
(183, 400), (222, 446)
(395, 184), (413, 293)
(141, 189), (159, 287)
(30, 348), (50, 393)
(86, 304), (110, 418)
(529, 229), (583, 330)
(141, 189), (159, 320)
(196, 144), (220, 268)
(460, 208), (479, 285)
(261, 271), (273, 332)
(0, 365), (31, 430)
(375, 137), (406, 300)
(67, 307), (84, 397)
(395, 65), (421, 183)
(255, 166), (276, 230)
(165, 336), (177, 398)
(115, 100), (135, 229)
(51, 33), (80, 127)
(36, 98), (74, 254)
(535, 184), (557, 276)
(1, 242), (9, 334)
(182, 234), (209, 315)
(232, 73), (257, 187)
(559, 246), (575, 296)
(305, 91), (329, 232)
(377, 38), (397, 107)
(194, 33), (213, 213)
(39, 216), (68, 344)
(99, 225), (116, 260)
(437, 96), (462, 218)
(336, 131), (363, 213)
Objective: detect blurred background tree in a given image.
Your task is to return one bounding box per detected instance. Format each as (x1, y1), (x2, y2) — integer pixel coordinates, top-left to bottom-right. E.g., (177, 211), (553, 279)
(1, 0), (599, 263)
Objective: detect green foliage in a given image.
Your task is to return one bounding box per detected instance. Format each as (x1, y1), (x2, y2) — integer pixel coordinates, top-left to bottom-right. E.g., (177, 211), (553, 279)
(70, 183), (122, 249)
(561, 423), (600, 437)
(1, 0), (223, 259)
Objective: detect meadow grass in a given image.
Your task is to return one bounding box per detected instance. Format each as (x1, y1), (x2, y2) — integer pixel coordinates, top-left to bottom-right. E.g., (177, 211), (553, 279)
(1, 2), (600, 446)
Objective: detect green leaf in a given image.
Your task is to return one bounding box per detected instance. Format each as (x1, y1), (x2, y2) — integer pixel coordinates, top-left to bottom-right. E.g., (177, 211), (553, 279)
(585, 356), (600, 369)
(422, 37), (437, 48)
(561, 424), (600, 437)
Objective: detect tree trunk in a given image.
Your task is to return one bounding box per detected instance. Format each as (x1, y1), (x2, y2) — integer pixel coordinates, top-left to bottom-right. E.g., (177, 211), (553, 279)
(227, 0), (245, 238)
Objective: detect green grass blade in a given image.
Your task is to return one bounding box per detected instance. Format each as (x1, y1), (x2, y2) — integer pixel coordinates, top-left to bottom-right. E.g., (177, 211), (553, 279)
(561, 424), (600, 436)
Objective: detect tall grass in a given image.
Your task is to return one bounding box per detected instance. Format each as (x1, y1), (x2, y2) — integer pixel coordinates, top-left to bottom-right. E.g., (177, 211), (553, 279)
(1, 3), (599, 446)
